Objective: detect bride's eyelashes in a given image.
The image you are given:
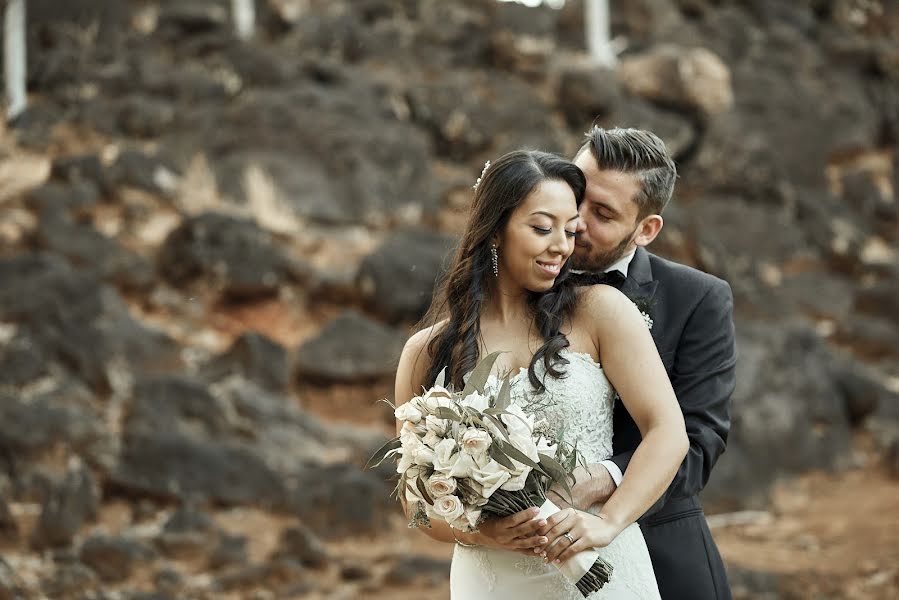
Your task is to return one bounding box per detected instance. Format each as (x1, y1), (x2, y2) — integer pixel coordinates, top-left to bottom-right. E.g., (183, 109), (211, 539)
(531, 226), (578, 238)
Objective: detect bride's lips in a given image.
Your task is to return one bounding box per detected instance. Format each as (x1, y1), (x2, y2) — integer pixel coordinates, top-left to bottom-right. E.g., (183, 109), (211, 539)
(536, 260), (561, 277)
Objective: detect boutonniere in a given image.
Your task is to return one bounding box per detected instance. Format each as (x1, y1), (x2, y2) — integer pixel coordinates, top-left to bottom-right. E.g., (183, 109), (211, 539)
(630, 296), (654, 330)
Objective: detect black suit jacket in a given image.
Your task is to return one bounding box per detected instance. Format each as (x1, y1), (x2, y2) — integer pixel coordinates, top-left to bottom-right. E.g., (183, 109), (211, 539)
(611, 247), (737, 521)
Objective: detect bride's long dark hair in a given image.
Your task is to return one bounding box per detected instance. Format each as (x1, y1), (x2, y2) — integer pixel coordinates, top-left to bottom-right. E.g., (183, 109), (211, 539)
(418, 150), (586, 393)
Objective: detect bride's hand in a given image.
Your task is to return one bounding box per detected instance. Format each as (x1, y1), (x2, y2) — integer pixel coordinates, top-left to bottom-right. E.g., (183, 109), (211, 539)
(475, 507), (548, 555)
(537, 508), (626, 564)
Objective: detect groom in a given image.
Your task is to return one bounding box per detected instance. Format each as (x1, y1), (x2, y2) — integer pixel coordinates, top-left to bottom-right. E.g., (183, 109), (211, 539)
(568, 126), (736, 599)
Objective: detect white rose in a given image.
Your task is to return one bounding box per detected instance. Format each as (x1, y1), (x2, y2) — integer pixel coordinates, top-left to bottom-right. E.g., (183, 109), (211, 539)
(501, 405), (535, 438)
(433, 438), (457, 467)
(422, 430), (442, 448)
(445, 452), (477, 479)
(500, 466), (531, 492)
(460, 391), (490, 412)
(422, 387), (454, 414)
(414, 446), (436, 466)
(396, 449), (414, 474)
(432, 494), (464, 523)
(427, 474), (457, 497)
(395, 402), (423, 423)
(509, 429), (540, 464)
(461, 429), (492, 456)
(425, 415), (449, 435)
(470, 460), (511, 498)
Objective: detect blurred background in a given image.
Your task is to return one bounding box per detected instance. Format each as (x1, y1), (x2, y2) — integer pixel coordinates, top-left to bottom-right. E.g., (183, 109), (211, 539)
(0, 0), (897, 598)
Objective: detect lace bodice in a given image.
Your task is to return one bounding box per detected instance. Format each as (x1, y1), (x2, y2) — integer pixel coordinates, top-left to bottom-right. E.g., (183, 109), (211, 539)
(489, 350), (616, 464)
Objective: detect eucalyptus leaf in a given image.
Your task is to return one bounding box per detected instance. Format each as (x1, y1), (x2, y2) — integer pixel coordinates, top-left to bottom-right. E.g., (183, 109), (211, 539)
(461, 351), (504, 398)
(435, 406), (461, 421)
(415, 475), (434, 505)
(489, 443), (516, 470)
(495, 376), (511, 411)
(435, 366), (448, 388)
(538, 453), (569, 484)
(497, 440), (548, 477)
(365, 437), (402, 470)
(483, 413), (511, 441)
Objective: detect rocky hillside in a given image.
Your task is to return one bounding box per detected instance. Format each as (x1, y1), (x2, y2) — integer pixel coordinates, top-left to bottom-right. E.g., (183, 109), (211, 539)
(0, 0), (897, 598)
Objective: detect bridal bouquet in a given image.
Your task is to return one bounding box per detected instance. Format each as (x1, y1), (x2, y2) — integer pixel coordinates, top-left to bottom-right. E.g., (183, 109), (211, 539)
(368, 353), (613, 597)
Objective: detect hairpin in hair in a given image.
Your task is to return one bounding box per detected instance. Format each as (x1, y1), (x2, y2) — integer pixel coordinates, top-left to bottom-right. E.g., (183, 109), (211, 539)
(472, 160), (491, 191)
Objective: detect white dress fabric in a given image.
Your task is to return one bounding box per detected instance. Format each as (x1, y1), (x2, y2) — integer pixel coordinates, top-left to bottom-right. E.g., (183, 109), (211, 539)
(450, 351), (661, 600)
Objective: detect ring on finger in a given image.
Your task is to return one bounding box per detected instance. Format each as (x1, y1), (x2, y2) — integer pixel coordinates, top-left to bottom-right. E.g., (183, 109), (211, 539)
(563, 532), (575, 544)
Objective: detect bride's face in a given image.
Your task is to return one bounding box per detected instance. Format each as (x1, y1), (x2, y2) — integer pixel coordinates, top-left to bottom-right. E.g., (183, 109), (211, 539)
(495, 179), (579, 293)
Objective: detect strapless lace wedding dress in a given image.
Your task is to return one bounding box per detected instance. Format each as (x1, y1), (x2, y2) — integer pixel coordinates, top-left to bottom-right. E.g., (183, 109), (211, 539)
(451, 351), (661, 599)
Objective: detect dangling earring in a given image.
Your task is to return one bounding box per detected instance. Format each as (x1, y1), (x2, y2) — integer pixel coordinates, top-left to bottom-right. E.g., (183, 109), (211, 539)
(490, 244), (499, 277)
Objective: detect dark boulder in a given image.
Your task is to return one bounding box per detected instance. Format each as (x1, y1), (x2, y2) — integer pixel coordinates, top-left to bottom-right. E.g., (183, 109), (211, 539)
(358, 230), (458, 323)
(79, 535), (156, 583)
(295, 310), (406, 383)
(201, 332), (290, 393)
(158, 212), (302, 299)
(32, 466), (100, 549)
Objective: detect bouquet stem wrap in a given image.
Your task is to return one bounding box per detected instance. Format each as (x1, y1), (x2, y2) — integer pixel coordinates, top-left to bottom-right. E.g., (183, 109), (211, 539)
(537, 500), (612, 597)
(537, 499), (602, 585)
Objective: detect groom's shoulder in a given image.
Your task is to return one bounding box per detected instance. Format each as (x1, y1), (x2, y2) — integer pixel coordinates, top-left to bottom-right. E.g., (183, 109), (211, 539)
(647, 252), (731, 297)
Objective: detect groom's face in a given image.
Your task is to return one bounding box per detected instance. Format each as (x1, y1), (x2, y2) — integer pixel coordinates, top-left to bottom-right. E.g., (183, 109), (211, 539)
(571, 153), (643, 273)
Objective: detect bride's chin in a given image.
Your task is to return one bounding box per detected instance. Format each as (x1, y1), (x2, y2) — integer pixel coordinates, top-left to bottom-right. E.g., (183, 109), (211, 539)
(525, 280), (556, 293)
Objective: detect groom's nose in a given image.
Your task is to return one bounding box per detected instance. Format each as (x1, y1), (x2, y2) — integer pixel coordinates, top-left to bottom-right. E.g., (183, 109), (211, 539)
(575, 217), (587, 234)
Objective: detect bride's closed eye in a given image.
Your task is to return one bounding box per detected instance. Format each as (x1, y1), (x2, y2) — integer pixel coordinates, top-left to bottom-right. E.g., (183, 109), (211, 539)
(532, 226), (577, 238)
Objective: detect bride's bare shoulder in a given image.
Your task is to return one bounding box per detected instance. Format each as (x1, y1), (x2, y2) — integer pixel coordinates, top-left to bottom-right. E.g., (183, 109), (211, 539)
(576, 284), (634, 318)
(401, 319), (448, 359)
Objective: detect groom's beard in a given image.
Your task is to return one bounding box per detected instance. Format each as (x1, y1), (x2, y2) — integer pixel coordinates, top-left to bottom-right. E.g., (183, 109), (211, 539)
(571, 227), (638, 273)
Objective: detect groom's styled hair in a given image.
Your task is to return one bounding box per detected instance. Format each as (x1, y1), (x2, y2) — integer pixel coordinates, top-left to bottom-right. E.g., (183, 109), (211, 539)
(575, 127), (677, 219)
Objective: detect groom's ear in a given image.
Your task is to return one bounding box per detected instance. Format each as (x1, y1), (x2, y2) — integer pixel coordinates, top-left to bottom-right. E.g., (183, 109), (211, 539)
(633, 214), (663, 248)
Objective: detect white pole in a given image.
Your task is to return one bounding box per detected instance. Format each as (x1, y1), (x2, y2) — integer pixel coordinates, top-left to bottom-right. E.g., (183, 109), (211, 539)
(4, 0), (27, 121)
(585, 0), (616, 68)
(231, 0), (255, 41)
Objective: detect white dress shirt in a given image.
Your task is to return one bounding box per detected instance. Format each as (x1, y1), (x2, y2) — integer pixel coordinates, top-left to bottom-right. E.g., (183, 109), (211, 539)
(595, 250), (636, 487)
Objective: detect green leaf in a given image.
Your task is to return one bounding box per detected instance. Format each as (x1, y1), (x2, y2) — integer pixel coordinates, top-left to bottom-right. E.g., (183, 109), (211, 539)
(538, 453), (577, 505)
(538, 453), (570, 484)
(415, 475), (434, 505)
(461, 351), (504, 398)
(365, 437), (402, 470)
(483, 413), (510, 441)
(494, 375), (511, 411)
(496, 440), (548, 477)
(435, 366), (448, 389)
(489, 443), (516, 470)
(435, 406), (461, 421)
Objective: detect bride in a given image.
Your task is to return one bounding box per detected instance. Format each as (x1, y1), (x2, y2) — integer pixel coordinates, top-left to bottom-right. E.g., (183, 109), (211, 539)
(393, 150), (688, 599)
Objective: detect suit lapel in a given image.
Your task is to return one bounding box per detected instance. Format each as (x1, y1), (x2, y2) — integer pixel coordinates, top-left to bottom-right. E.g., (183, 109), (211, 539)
(620, 247), (658, 304)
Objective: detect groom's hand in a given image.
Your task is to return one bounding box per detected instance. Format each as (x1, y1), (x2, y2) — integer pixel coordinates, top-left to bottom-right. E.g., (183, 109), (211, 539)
(548, 465), (617, 510)
(476, 507), (548, 555)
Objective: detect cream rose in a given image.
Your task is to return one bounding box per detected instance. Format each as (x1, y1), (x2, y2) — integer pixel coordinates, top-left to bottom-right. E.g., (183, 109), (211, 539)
(461, 428), (492, 456)
(427, 474), (457, 497)
(432, 494), (464, 523)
